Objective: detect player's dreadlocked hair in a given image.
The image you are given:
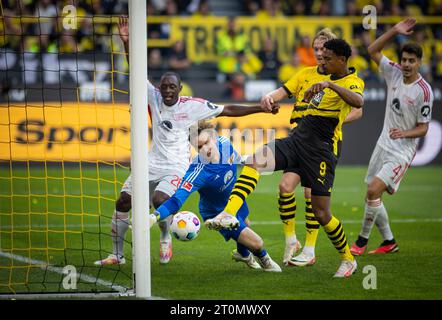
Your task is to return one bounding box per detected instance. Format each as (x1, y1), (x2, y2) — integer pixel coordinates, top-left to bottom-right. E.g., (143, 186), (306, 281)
(313, 28), (337, 44)
(324, 38), (352, 60)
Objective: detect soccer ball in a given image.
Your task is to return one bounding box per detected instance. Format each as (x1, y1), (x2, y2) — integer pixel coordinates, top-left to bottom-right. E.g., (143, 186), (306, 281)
(170, 211), (201, 241)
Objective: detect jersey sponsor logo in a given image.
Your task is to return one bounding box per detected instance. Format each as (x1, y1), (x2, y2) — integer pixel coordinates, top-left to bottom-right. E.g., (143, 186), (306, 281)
(182, 180), (193, 191)
(173, 113), (189, 121)
(349, 85), (359, 90)
(421, 105), (430, 117)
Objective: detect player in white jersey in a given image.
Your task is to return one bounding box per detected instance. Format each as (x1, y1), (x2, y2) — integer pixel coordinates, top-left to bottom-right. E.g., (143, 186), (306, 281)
(350, 18), (434, 255)
(95, 17), (278, 266)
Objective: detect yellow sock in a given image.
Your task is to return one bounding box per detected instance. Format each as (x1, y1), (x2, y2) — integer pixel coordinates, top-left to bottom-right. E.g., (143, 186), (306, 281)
(224, 166), (260, 215)
(304, 198), (319, 247)
(278, 192), (296, 238)
(323, 215), (354, 261)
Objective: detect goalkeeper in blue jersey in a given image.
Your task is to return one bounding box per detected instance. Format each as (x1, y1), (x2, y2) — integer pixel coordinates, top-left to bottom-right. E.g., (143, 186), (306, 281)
(150, 121), (281, 272)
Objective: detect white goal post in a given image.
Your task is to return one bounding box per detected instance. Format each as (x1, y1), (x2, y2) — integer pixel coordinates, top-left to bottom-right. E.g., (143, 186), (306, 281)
(129, 0), (151, 299)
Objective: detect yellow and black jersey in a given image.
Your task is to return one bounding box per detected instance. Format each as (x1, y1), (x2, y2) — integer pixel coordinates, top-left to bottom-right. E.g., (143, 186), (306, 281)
(294, 67), (365, 156)
(283, 66), (329, 126)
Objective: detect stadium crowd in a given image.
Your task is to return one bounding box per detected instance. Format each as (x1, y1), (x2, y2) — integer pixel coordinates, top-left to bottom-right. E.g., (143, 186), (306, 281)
(1, 0), (441, 98)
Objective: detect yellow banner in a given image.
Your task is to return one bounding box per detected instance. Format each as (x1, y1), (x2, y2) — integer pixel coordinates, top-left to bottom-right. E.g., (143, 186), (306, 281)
(0, 103), (131, 162)
(0, 103), (294, 162)
(171, 17), (352, 63)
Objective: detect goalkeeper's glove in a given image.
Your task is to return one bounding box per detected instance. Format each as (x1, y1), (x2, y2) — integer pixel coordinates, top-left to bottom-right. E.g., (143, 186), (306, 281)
(149, 212), (160, 228)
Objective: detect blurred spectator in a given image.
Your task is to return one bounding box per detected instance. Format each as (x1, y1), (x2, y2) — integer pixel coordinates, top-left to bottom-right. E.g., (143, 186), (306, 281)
(185, 0), (205, 15)
(346, 0), (357, 15)
(429, 0), (442, 15)
(58, 30), (77, 53)
(159, 0), (178, 38)
(348, 45), (369, 80)
(216, 17), (249, 79)
(331, 0), (346, 15)
(435, 39), (442, 79)
(148, 48), (165, 71)
(258, 37), (280, 79)
(278, 52), (305, 83)
(181, 81), (194, 96)
(192, 0), (212, 17)
(237, 50), (263, 79)
(35, 0), (57, 36)
(243, 0), (260, 16)
(256, 0), (283, 18)
(168, 40), (192, 71)
(151, 0), (167, 13)
(224, 72), (246, 101)
(413, 26), (433, 82)
(317, 0), (331, 15)
(296, 35), (316, 66)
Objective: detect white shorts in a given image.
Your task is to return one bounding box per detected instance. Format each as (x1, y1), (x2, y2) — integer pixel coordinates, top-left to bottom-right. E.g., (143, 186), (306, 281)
(365, 145), (411, 194)
(121, 169), (184, 200)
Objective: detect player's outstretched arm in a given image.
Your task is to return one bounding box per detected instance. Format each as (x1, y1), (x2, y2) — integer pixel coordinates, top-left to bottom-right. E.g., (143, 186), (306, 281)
(219, 103), (279, 117)
(260, 87), (288, 112)
(368, 18), (416, 65)
(118, 16), (130, 64)
(343, 107), (363, 124)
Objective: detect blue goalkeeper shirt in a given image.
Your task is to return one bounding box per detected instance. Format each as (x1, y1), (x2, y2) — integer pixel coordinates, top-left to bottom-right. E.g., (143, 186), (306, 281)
(156, 136), (248, 222)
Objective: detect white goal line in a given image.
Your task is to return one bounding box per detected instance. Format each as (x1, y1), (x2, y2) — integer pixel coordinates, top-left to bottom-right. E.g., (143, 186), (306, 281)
(0, 251), (128, 293)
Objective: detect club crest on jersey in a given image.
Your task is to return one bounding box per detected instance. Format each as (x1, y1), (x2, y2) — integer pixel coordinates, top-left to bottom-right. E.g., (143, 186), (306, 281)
(391, 98), (400, 111)
(159, 120), (173, 131)
(224, 170), (233, 184)
(182, 181), (193, 191)
(308, 91), (325, 109)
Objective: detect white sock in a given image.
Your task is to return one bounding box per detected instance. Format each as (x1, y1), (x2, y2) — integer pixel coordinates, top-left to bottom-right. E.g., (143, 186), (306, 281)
(360, 198), (383, 240)
(159, 215), (173, 241)
(286, 235), (297, 245)
(375, 203), (394, 241)
(302, 246), (315, 257)
(112, 210), (130, 258)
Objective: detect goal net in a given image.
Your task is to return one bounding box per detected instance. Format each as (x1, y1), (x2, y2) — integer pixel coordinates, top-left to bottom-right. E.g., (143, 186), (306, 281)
(0, 1), (144, 296)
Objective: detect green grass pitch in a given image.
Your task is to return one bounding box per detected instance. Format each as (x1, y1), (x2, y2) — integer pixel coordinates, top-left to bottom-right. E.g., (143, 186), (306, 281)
(1, 165), (442, 299)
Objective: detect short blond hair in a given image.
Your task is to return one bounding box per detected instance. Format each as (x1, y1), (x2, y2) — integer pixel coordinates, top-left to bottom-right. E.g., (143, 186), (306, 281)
(313, 28), (337, 45)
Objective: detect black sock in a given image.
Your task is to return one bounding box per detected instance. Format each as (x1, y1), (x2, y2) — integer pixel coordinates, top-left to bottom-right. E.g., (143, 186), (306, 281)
(356, 235), (368, 247)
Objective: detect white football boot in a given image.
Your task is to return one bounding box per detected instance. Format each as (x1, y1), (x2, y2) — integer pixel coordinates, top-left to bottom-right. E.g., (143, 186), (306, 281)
(333, 260), (357, 278)
(256, 253), (282, 272)
(283, 239), (302, 266)
(94, 254), (126, 266)
(232, 250), (261, 269)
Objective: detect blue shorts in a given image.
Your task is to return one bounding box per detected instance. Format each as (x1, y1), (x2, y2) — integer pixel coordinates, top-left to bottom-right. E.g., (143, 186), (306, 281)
(201, 203), (249, 242)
